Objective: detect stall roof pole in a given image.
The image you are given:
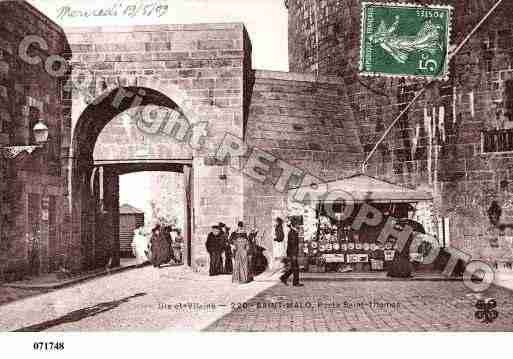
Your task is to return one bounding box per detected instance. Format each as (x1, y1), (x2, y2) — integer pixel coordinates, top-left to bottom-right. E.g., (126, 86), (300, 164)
(361, 0), (505, 173)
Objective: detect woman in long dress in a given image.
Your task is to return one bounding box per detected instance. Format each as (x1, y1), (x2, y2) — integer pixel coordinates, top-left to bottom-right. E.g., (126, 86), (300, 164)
(273, 217), (286, 260)
(387, 229), (414, 278)
(231, 221), (253, 284)
(480, 201), (513, 267)
(131, 227), (149, 266)
(149, 224), (173, 268)
(221, 224), (233, 274)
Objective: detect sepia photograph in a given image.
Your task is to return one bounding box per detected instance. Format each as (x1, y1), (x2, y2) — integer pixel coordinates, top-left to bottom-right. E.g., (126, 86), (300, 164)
(0, 0), (512, 351)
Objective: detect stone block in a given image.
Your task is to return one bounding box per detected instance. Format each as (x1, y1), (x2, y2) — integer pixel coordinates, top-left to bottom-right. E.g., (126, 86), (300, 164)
(468, 171), (494, 181)
(170, 41), (198, 52)
(198, 40), (237, 51)
(0, 132), (9, 146)
(189, 50), (220, 59)
(145, 42), (171, 52)
(191, 78), (216, 89)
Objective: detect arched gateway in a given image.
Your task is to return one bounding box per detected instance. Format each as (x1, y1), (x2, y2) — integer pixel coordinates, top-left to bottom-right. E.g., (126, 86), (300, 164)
(61, 23), (251, 272)
(70, 87), (194, 269)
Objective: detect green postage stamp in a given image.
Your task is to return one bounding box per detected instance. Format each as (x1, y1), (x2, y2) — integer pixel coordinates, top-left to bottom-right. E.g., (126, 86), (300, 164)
(359, 2), (453, 80)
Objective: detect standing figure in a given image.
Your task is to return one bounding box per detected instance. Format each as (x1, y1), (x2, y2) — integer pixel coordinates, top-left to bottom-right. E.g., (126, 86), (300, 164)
(480, 201), (513, 265)
(206, 225), (224, 276)
(248, 228), (257, 277)
(231, 221), (253, 284)
(387, 224), (414, 278)
(280, 220), (303, 287)
(273, 217), (286, 260)
(131, 227), (149, 266)
(172, 229), (184, 264)
(250, 229), (268, 276)
(149, 224), (172, 268)
(220, 223), (233, 274)
(162, 225), (176, 263)
(28, 229), (40, 276)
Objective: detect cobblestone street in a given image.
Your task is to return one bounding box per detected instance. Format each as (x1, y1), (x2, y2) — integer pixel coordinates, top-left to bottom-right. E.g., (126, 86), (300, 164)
(0, 286), (47, 307)
(1, 265), (512, 332)
(206, 281), (513, 332)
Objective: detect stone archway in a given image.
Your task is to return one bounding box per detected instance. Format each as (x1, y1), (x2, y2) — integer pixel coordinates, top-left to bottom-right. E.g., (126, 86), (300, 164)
(67, 86), (194, 270)
(62, 23), (250, 273)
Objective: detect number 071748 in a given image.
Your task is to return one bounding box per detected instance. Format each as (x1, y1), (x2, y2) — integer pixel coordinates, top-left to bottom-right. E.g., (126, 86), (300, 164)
(33, 342), (65, 350)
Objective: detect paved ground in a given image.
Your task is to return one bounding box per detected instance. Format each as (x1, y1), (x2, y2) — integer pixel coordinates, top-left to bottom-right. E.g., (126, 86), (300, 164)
(1, 264), (513, 332)
(0, 258), (139, 306)
(0, 286), (48, 307)
(0, 265), (277, 331)
(206, 280), (513, 331)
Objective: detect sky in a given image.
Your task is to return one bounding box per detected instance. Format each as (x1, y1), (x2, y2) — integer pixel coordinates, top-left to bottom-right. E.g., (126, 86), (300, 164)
(27, 0), (289, 71)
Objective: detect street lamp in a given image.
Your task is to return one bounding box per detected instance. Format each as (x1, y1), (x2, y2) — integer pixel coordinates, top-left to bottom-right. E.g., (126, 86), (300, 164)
(0, 119), (49, 159)
(33, 119), (49, 146)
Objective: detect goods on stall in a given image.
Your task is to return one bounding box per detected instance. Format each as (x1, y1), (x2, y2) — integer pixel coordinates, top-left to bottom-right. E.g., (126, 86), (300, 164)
(309, 265), (326, 273)
(384, 250), (395, 261)
(299, 203), (426, 273)
(347, 254), (369, 263)
(322, 254), (345, 263)
(371, 259), (384, 271)
(309, 255), (326, 273)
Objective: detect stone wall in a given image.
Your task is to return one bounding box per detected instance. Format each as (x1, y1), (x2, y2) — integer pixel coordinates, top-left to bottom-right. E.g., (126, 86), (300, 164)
(286, 0), (513, 261)
(65, 23), (252, 270)
(93, 107), (194, 162)
(0, 0), (68, 279)
(243, 70), (362, 262)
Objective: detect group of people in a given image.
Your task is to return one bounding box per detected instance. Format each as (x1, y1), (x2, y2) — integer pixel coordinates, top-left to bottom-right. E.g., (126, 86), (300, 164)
(132, 224), (183, 268)
(134, 217), (302, 286)
(205, 217), (303, 286)
(206, 221), (268, 284)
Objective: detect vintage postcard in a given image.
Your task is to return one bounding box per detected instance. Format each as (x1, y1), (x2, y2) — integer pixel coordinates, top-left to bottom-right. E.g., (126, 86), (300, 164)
(1, 0), (513, 347)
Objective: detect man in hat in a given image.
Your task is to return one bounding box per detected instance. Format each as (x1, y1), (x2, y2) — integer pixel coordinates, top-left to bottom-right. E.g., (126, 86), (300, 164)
(218, 222), (233, 274)
(206, 225), (224, 276)
(280, 219), (304, 287)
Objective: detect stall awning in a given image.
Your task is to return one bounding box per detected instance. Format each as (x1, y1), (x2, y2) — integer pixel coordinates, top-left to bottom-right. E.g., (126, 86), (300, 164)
(290, 174), (433, 203)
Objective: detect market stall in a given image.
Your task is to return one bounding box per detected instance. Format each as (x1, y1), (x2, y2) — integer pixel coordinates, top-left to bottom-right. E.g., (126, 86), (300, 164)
(287, 174), (433, 273)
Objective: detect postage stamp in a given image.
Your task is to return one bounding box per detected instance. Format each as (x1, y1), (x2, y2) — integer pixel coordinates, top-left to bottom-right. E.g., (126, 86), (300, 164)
(359, 2), (453, 80)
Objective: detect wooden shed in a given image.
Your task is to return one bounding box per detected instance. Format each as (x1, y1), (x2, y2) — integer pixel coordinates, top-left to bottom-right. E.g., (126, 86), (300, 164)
(119, 204), (145, 257)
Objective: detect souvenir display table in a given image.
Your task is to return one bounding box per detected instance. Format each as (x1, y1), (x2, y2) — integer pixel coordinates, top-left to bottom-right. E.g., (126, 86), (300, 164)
(287, 174), (433, 274)
(301, 215), (398, 273)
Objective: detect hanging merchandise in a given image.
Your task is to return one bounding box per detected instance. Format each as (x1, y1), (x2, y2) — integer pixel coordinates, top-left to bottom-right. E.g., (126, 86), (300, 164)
(469, 91), (475, 118)
(411, 122), (420, 160)
(438, 106), (446, 143)
(432, 107), (438, 144)
(452, 86), (458, 124)
(425, 107), (433, 185)
(384, 250), (395, 261)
